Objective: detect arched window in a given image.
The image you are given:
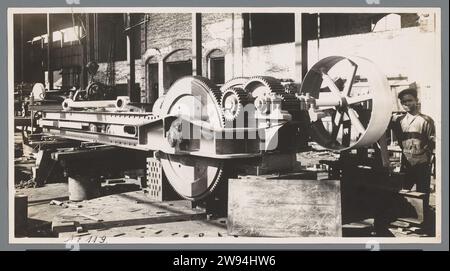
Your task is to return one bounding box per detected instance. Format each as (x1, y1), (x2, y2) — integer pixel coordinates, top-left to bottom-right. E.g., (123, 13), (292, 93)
(145, 57), (159, 104)
(163, 49), (192, 91)
(207, 49), (225, 85)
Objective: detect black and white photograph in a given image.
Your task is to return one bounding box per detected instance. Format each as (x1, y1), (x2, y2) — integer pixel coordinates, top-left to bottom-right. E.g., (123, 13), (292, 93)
(8, 7), (442, 244)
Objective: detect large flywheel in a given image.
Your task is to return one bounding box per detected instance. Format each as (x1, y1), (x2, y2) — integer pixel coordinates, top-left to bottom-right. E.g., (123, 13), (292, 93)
(158, 76), (226, 200)
(300, 56), (392, 151)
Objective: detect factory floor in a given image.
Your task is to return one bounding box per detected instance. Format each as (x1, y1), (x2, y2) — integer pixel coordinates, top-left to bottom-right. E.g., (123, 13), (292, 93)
(15, 180), (436, 239)
(13, 132), (437, 240)
(15, 182), (228, 239)
(14, 168), (437, 240)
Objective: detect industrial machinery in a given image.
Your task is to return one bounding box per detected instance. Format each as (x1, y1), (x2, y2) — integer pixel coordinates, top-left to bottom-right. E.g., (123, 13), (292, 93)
(35, 55), (393, 201)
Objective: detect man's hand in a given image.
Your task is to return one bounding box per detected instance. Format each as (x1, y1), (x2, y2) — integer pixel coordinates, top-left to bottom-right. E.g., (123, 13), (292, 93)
(391, 112), (406, 122)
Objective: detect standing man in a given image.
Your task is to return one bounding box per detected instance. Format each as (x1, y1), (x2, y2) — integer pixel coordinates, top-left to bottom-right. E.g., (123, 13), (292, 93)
(391, 87), (435, 197)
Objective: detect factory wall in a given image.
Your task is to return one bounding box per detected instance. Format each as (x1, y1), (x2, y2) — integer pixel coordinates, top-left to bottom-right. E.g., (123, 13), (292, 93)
(92, 59), (144, 87)
(138, 13), (234, 103)
(201, 13), (233, 81)
(307, 26), (439, 122)
(142, 13), (192, 51)
(91, 12), (436, 111)
(242, 43), (296, 80)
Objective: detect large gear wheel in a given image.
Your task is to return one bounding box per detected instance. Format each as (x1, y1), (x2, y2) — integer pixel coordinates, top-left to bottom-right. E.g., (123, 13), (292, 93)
(221, 87), (252, 122)
(243, 76), (300, 113)
(158, 76), (226, 200)
(192, 75), (224, 107)
(243, 76), (286, 98)
(219, 77), (249, 93)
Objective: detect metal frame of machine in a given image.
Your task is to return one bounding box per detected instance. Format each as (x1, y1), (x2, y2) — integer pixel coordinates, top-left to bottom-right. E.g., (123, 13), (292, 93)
(34, 55), (393, 201)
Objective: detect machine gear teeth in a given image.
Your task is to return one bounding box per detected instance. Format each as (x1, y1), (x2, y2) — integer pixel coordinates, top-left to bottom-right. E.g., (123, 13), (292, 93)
(179, 162), (226, 201)
(189, 76), (225, 127)
(243, 76), (299, 112)
(158, 76), (228, 200)
(220, 77), (250, 93)
(192, 76), (223, 107)
(243, 76), (286, 96)
(221, 87), (252, 122)
(202, 163), (225, 199)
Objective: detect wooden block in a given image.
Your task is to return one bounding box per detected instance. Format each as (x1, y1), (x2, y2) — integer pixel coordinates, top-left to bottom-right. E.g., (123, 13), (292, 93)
(390, 220), (410, 228)
(52, 220), (77, 234)
(397, 191), (428, 225)
(228, 177), (342, 237)
(15, 194), (28, 236)
(342, 221), (374, 237)
(241, 153), (296, 176)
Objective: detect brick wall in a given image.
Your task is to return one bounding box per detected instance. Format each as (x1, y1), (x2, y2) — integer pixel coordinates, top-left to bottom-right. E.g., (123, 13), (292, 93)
(201, 13), (233, 79)
(140, 13), (232, 56)
(142, 13), (192, 52)
(139, 13), (233, 101)
(92, 59), (144, 87)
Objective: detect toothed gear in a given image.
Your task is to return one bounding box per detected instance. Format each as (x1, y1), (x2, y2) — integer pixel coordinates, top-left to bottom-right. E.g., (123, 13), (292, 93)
(244, 76), (300, 111)
(221, 87), (252, 121)
(242, 76), (300, 112)
(220, 77), (250, 93)
(158, 76), (227, 200)
(189, 76), (225, 127)
(192, 75), (223, 107)
(243, 76), (286, 100)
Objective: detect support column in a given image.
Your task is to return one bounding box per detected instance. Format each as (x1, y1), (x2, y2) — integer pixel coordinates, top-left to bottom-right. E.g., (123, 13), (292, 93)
(20, 14), (24, 83)
(301, 14), (309, 79)
(80, 14), (88, 89)
(192, 13), (202, 76)
(94, 13), (99, 62)
(46, 13), (53, 90)
(126, 14), (136, 102)
(60, 31), (64, 48)
(232, 13), (244, 77)
(158, 60), (164, 96)
(294, 13), (303, 84)
(86, 13), (91, 64)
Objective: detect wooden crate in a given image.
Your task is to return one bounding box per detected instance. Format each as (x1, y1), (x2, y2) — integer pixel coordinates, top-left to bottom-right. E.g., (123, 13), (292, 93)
(228, 175), (342, 237)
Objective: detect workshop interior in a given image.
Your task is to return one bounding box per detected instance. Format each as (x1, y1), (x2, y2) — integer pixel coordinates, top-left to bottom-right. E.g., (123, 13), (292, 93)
(11, 11), (439, 240)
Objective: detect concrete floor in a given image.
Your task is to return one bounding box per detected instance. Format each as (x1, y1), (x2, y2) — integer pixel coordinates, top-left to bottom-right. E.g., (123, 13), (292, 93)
(13, 132), (437, 240)
(16, 183), (69, 237)
(15, 179), (436, 239)
(16, 182), (228, 239)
